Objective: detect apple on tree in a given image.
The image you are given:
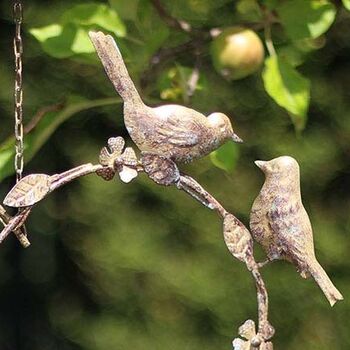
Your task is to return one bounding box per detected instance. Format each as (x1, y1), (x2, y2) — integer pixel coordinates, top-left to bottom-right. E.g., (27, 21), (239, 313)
(211, 27), (265, 80)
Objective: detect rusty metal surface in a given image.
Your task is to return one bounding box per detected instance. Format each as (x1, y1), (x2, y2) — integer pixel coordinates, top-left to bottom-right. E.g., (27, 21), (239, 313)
(141, 153), (180, 186)
(250, 156), (343, 306)
(89, 31), (242, 164)
(3, 174), (51, 207)
(13, 0), (24, 182)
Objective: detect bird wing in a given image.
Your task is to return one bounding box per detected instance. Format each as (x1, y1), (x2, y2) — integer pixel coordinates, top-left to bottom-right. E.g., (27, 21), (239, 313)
(152, 105), (207, 147)
(267, 201), (310, 263)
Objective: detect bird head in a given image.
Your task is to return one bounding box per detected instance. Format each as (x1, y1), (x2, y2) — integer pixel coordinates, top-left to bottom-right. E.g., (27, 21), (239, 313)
(255, 156), (299, 176)
(207, 113), (243, 143)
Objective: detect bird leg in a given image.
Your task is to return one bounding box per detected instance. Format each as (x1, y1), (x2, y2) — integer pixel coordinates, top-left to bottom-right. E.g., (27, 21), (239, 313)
(257, 258), (275, 269)
(140, 152), (180, 186)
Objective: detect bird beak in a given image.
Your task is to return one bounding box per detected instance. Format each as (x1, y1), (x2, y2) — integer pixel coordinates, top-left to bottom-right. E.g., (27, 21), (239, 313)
(254, 160), (267, 170)
(232, 133), (243, 143)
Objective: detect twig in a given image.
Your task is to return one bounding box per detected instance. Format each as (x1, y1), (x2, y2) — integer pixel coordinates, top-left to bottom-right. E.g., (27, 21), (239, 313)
(246, 256), (274, 343)
(0, 205), (30, 247)
(24, 102), (65, 134)
(258, 3), (277, 57)
(0, 139), (274, 346)
(141, 39), (205, 90)
(150, 0), (191, 33)
(186, 66), (200, 98)
(176, 174), (228, 218)
(0, 206), (31, 245)
(50, 163), (102, 191)
(0, 163), (103, 244)
(222, 214), (273, 347)
(264, 23), (276, 57)
(138, 151), (273, 344)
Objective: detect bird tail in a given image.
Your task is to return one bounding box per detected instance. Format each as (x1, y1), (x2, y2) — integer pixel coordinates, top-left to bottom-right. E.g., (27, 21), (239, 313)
(89, 31), (143, 106)
(309, 259), (343, 306)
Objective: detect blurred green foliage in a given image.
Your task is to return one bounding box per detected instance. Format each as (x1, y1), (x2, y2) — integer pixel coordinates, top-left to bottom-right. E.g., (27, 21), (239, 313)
(0, 0), (349, 349)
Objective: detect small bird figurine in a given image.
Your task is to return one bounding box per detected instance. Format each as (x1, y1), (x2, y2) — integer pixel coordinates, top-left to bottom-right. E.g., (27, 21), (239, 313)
(89, 31), (242, 164)
(250, 156), (343, 306)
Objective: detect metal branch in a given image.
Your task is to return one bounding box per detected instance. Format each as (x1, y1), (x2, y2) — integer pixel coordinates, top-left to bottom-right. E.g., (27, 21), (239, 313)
(176, 174), (228, 218)
(0, 163), (103, 245)
(0, 206), (31, 245)
(246, 256), (274, 344)
(0, 138), (274, 346)
(138, 151), (273, 344)
(50, 163), (103, 191)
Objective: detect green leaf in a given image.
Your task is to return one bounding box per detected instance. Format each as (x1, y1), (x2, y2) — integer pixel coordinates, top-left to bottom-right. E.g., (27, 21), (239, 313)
(29, 24), (63, 42)
(109, 0), (140, 21)
(31, 23), (98, 58)
(210, 142), (239, 172)
(62, 3), (126, 37)
(277, 0), (336, 40)
(263, 0), (279, 10)
(277, 45), (306, 67)
(157, 65), (204, 103)
(0, 97), (120, 182)
(342, 0), (350, 10)
(30, 3), (126, 59)
(167, 0), (231, 22)
(236, 0), (261, 21)
(117, 0), (169, 74)
(262, 55), (310, 130)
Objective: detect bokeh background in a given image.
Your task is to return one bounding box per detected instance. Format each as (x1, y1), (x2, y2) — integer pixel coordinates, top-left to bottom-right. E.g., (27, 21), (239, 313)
(0, 0), (349, 349)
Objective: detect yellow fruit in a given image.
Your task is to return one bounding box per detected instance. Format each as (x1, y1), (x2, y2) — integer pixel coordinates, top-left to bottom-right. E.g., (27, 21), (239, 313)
(211, 27), (265, 80)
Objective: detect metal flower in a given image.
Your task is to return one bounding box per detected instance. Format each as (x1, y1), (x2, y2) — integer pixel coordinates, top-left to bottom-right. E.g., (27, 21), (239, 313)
(96, 136), (138, 183)
(232, 320), (273, 350)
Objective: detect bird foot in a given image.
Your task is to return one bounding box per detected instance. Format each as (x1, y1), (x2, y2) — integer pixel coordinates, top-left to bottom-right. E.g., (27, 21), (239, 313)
(140, 153), (228, 217)
(140, 153), (180, 186)
(257, 259), (272, 269)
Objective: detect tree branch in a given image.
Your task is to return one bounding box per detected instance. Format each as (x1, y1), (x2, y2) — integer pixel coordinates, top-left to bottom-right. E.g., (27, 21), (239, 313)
(150, 0), (191, 33)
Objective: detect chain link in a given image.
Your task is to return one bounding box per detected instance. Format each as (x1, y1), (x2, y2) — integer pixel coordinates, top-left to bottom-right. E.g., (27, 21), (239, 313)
(13, 0), (24, 182)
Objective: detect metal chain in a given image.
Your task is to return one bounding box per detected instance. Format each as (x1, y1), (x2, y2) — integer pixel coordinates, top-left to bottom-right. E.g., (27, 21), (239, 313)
(13, 0), (24, 182)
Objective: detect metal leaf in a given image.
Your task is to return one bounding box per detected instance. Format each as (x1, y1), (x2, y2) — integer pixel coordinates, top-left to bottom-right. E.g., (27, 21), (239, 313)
(121, 147), (137, 166)
(3, 174), (51, 207)
(238, 320), (256, 340)
(98, 137), (125, 168)
(108, 136), (124, 153)
(99, 147), (111, 166)
(232, 338), (250, 350)
(223, 214), (253, 263)
(118, 166), (138, 183)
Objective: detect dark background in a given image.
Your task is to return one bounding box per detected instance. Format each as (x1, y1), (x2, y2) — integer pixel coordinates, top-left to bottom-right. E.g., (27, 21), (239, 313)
(0, 0), (349, 349)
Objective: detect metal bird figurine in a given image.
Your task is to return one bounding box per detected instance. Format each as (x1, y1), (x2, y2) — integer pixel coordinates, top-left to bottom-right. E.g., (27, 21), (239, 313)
(89, 31), (242, 164)
(250, 156), (343, 306)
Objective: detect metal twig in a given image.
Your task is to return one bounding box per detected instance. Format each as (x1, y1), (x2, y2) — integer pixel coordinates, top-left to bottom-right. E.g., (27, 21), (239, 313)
(0, 163), (104, 244)
(176, 174), (228, 218)
(50, 163), (103, 191)
(0, 138), (274, 346)
(0, 206), (31, 245)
